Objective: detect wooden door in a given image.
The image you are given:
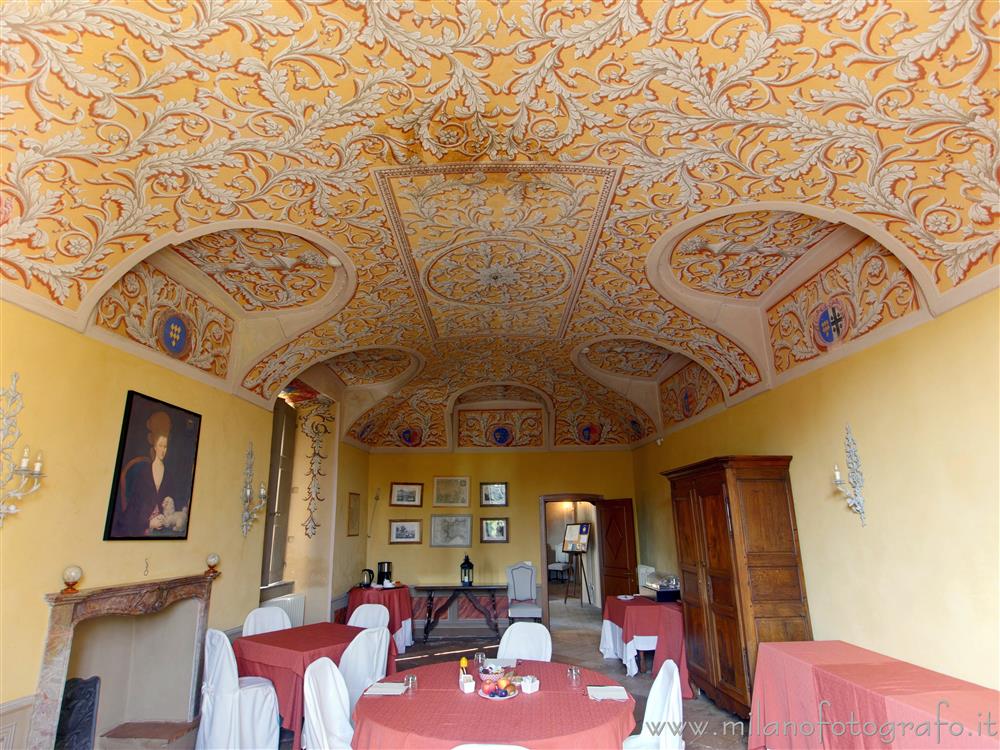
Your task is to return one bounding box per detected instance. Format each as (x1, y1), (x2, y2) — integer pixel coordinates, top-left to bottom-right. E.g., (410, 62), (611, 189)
(594, 499), (638, 598)
(671, 479), (712, 685)
(697, 474), (750, 706)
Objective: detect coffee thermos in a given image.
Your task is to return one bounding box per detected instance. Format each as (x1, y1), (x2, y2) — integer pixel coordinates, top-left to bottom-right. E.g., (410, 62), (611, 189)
(376, 561), (392, 585)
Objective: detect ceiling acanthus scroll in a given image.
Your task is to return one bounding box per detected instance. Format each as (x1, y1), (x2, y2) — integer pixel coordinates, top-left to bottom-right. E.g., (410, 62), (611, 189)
(1, 0), (996, 449)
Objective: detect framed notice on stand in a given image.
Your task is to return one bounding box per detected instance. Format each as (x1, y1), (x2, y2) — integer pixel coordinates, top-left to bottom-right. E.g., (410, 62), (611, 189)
(562, 522), (591, 553)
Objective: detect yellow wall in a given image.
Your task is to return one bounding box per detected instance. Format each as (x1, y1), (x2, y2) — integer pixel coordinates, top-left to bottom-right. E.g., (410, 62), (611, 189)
(365, 451), (635, 585)
(0, 302), (272, 702)
(331, 441), (370, 599)
(632, 290), (1000, 689)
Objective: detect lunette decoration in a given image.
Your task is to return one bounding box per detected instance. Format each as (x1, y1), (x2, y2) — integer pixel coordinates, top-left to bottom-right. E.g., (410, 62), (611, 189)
(240, 441), (267, 537)
(833, 424), (866, 526)
(0, 373), (46, 527)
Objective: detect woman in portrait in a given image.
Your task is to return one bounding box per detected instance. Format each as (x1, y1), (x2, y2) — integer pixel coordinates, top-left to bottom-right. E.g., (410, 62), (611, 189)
(111, 411), (188, 537)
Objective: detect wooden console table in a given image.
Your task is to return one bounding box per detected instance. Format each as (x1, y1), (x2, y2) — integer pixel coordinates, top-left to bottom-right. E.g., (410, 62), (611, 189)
(412, 584), (506, 642)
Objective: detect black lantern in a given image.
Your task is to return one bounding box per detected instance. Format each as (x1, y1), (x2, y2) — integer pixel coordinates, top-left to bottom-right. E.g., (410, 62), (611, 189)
(460, 555), (474, 587)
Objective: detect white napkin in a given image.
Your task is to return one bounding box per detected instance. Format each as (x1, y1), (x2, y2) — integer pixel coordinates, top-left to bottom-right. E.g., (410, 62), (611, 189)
(485, 658), (517, 668)
(365, 682), (408, 696)
(587, 686), (629, 701)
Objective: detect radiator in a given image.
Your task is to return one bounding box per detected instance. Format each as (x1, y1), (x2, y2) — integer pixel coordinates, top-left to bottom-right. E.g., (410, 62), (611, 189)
(262, 593), (305, 627)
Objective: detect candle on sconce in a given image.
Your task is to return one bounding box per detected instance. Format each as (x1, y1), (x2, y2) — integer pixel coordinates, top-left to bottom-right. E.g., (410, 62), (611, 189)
(833, 464), (842, 483)
(258, 482), (267, 501)
(33, 452), (43, 474)
(20, 447), (30, 470)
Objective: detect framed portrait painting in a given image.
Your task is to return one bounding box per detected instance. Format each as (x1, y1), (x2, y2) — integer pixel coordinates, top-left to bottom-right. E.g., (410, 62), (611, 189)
(103, 391), (202, 540)
(430, 514), (472, 547)
(433, 476), (470, 507)
(390, 482), (423, 507)
(389, 519), (422, 544)
(480, 517), (509, 543)
(480, 481), (508, 506)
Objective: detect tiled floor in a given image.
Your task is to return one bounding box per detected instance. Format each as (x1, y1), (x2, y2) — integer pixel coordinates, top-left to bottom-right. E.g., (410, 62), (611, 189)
(390, 593), (749, 749)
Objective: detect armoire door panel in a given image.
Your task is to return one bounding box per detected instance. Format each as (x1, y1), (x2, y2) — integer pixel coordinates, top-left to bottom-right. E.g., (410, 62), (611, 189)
(682, 600), (712, 682)
(673, 487), (701, 567)
(710, 610), (749, 703)
(707, 573), (737, 609)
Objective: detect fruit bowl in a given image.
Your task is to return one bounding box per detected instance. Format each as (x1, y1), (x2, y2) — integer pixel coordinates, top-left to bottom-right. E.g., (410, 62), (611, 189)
(478, 687), (518, 700)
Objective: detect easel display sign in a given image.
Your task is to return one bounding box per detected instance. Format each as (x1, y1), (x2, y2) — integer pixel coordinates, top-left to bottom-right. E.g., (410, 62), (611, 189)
(562, 522), (590, 553)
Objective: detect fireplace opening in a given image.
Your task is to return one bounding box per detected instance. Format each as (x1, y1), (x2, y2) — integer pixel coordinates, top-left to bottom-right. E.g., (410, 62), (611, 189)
(66, 598), (200, 740)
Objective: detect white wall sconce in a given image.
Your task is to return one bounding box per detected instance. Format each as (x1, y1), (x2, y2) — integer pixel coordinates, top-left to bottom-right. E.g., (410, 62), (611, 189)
(240, 442), (267, 537)
(833, 424), (866, 526)
(1, 373), (46, 527)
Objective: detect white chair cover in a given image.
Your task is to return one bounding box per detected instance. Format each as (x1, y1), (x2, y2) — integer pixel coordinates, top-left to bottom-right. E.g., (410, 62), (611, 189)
(302, 657), (354, 750)
(506, 563), (542, 620)
(338, 627), (391, 713)
(242, 606), (291, 637)
(347, 603), (390, 629)
(196, 629), (280, 750)
(497, 622), (552, 662)
(623, 659), (684, 750)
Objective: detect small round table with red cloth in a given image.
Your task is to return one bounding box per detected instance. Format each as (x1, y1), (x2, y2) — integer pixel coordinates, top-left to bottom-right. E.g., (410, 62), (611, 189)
(346, 584), (414, 654)
(352, 659), (635, 749)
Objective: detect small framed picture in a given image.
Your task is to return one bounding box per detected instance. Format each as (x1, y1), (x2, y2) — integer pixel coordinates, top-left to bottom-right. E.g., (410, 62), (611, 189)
(480, 517), (509, 544)
(389, 519), (422, 544)
(390, 482), (423, 507)
(347, 492), (361, 537)
(433, 476), (470, 507)
(430, 514), (472, 547)
(480, 481), (508, 506)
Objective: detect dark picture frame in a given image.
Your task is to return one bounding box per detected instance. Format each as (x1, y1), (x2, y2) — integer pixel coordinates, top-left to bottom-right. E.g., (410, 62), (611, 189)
(480, 517), (509, 543)
(480, 481), (508, 506)
(103, 391), (202, 540)
(389, 519), (422, 544)
(389, 482), (423, 507)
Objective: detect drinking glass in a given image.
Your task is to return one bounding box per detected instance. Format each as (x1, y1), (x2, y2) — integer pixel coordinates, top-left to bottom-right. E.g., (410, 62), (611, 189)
(566, 665), (581, 687)
(403, 674), (417, 693)
(473, 651), (487, 668)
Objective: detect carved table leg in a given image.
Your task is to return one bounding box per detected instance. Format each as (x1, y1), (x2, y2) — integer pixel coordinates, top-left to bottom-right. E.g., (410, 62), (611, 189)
(423, 591), (435, 643)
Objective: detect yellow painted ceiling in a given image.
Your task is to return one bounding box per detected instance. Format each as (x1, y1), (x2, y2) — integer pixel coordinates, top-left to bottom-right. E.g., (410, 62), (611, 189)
(1, 0), (997, 447)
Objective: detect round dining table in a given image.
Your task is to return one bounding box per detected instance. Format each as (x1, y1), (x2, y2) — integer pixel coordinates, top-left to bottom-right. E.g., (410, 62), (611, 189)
(352, 659), (636, 749)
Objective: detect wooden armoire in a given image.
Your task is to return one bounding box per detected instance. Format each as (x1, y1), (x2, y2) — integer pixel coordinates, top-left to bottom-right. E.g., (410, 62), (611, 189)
(663, 456), (812, 717)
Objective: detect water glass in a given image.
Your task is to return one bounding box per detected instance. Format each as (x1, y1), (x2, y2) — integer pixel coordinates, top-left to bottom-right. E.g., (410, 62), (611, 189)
(403, 674), (417, 693)
(566, 665), (581, 687)
(473, 651), (487, 668)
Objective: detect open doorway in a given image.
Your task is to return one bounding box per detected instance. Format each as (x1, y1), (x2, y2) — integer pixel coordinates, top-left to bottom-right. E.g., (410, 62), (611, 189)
(538, 493), (603, 634)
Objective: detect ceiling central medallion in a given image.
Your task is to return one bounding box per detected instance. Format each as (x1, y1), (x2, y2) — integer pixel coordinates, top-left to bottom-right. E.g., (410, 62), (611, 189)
(426, 239), (572, 306)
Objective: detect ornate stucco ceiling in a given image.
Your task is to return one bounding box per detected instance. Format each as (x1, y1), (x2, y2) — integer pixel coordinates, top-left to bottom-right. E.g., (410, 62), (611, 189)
(1, 1), (997, 448)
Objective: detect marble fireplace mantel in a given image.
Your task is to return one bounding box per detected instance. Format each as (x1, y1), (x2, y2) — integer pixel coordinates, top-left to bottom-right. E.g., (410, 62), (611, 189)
(27, 571), (219, 750)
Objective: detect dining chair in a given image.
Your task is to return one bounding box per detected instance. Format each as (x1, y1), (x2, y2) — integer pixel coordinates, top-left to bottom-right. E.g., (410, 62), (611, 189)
(195, 629), (280, 750)
(338, 626), (391, 713)
(302, 657), (354, 750)
(622, 659), (683, 750)
(496, 622), (552, 661)
(347, 603), (390, 630)
(242, 606), (292, 637)
(505, 562), (542, 622)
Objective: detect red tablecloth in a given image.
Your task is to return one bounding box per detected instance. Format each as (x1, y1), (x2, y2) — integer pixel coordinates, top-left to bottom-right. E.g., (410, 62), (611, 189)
(347, 585), (413, 650)
(650, 603), (694, 699)
(352, 659), (635, 749)
(234, 622), (398, 750)
(603, 596), (693, 699)
(749, 640), (999, 750)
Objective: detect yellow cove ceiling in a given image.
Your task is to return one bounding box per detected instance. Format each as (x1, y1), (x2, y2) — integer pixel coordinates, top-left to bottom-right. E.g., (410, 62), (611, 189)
(1, 0), (997, 448)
